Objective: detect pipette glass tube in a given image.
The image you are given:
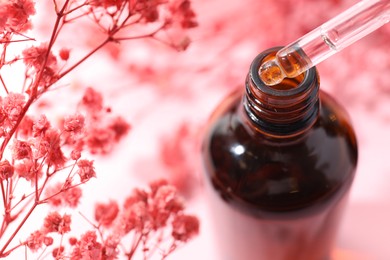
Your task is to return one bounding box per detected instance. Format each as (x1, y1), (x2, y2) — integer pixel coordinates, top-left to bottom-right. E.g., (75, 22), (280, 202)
(259, 0), (390, 86)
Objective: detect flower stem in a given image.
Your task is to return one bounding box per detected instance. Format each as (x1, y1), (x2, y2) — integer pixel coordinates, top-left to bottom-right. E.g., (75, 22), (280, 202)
(0, 74), (9, 94)
(58, 37), (111, 80)
(127, 233), (143, 260)
(0, 203), (37, 257)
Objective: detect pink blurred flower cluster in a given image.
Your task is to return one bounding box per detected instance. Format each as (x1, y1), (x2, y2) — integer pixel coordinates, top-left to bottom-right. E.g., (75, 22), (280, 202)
(0, 0), (199, 259)
(0, 0), (36, 34)
(130, 0), (389, 196)
(24, 180), (198, 259)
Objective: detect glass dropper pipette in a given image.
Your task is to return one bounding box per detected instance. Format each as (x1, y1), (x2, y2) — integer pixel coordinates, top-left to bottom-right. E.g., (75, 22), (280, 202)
(259, 0), (390, 86)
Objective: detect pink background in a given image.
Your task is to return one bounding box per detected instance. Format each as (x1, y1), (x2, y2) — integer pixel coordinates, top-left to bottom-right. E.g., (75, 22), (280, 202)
(11, 0), (390, 259)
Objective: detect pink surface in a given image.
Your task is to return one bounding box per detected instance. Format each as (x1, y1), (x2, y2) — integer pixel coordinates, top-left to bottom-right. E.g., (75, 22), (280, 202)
(4, 0), (390, 259)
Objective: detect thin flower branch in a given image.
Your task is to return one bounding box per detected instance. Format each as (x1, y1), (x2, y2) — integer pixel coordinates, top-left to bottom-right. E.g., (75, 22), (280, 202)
(113, 22), (169, 42)
(58, 37), (111, 79)
(0, 74), (9, 94)
(28, 2), (67, 97)
(0, 202), (38, 256)
(0, 38), (35, 44)
(0, 0), (199, 258)
(63, 1), (89, 16)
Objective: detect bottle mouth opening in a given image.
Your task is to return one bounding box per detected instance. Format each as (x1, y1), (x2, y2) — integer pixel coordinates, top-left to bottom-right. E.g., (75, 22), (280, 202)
(250, 47), (317, 97)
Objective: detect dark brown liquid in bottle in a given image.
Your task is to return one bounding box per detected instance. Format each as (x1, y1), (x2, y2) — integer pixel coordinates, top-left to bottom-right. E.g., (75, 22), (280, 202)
(202, 89), (358, 260)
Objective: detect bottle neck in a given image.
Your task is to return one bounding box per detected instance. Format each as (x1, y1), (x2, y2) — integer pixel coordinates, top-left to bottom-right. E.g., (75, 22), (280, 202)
(243, 47), (320, 137)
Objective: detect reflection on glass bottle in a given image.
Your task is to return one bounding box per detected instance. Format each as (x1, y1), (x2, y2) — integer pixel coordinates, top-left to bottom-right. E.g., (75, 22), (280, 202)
(202, 47), (358, 260)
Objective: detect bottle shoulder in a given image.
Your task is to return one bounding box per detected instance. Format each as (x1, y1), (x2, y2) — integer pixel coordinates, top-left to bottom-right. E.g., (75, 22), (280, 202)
(202, 90), (358, 219)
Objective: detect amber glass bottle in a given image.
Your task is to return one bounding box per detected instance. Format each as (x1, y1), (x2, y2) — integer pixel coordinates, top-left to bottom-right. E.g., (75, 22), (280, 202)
(202, 47), (358, 260)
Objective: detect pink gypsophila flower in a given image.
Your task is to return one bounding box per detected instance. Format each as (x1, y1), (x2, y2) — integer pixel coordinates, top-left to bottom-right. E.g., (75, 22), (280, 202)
(12, 140), (32, 160)
(25, 230), (45, 252)
(80, 87), (103, 114)
(0, 4), (7, 32)
(18, 115), (34, 138)
(150, 184), (184, 229)
(0, 160), (14, 180)
(168, 0), (198, 29)
(59, 48), (70, 61)
(70, 231), (102, 260)
(171, 214), (199, 242)
(108, 116), (131, 142)
(33, 114), (51, 137)
(43, 212), (72, 234)
(123, 189), (149, 208)
(4, 0), (36, 33)
(64, 113), (85, 133)
(153, 184), (184, 213)
(63, 186), (82, 208)
(45, 183), (82, 208)
(85, 126), (116, 154)
(25, 232), (52, 252)
(35, 129), (67, 168)
(2, 93), (26, 123)
(52, 246), (65, 258)
(135, 0), (159, 23)
(69, 237), (78, 246)
(94, 200), (119, 227)
(150, 179), (169, 196)
(22, 43), (57, 70)
(70, 149), (82, 160)
(77, 159), (96, 182)
(102, 235), (119, 260)
(117, 200), (149, 234)
(15, 158), (42, 182)
(44, 236), (54, 246)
